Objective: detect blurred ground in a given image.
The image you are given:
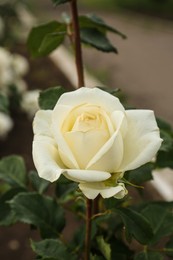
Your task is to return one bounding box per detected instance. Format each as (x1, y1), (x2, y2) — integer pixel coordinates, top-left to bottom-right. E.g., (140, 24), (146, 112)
(30, 1), (173, 125)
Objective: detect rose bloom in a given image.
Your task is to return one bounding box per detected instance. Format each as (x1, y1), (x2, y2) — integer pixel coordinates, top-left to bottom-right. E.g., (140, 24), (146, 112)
(33, 88), (162, 199)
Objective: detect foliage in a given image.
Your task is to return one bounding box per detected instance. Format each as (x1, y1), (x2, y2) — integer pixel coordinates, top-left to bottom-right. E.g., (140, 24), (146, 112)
(0, 0), (173, 259)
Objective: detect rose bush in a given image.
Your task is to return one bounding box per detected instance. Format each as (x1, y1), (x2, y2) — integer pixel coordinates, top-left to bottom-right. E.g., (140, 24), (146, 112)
(33, 87), (162, 199)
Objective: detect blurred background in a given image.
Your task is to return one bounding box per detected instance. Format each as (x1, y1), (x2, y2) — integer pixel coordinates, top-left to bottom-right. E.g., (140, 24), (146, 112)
(0, 0), (173, 259)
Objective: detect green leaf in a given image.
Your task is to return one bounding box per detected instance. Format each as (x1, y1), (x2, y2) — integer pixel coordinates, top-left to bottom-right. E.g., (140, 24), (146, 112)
(141, 204), (173, 245)
(156, 148), (173, 169)
(0, 156), (27, 188)
(79, 14), (127, 39)
(0, 94), (9, 114)
(0, 188), (26, 226)
(51, 0), (70, 6)
(134, 251), (163, 260)
(116, 208), (153, 244)
(38, 32), (66, 56)
(80, 28), (117, 53)
(29, 171), (50, 194)
(165, 237), (173, 257)
(9, 192), (65, 238)
(27, 21), (66, 57)
(56, 175), (78, 203)
(39, 86), (66, 110)
(110, 238), (133, 260)
(96, 236), (111, 260)
(125, 163), (154, 185)
(31, 239), (71, 260)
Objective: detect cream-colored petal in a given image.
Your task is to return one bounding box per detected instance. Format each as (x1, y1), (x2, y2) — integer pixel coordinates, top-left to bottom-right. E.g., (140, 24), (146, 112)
(56, 87), (125, 113)
(33, 110), (52, 136)
(119, 110), (162, 172)
(87, 132), (123, 172)
(32, 135), (65, 182)
(52, 105), (79, 169)
(79, 182), (127, 199)
(64, 130), (109, 168)
(111, 111), (127, 137)
(64, 169), (111, 183)
(100, 183), (127, 199)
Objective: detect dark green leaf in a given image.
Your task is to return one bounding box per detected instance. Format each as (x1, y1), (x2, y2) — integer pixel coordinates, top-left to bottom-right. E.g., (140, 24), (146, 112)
(56, 175), (78, 203)
(157, 117), (172, 133)
(80, 28), (117, 53)
(31, 239), (71, 260)
(141, 204), (173, 245)
(27, 21), (66, 57)
(96, 236), (111, 260)
(0, 188), (26, 226)
(134, 251), (163, 260)
(38, 32), (66, 56)
(156, 148), (173, 169)
(29, 171), (50, 194)
(79, 14), (127, 39)
(110, 238), (133, 260)
(39, 86), (66, 110)
(116, 208), (153, 244)
(0, 94), (9, 114)
(165, 236), (173, 257)
(125, 163), (154, 185)
(51, 0), (70, 6)
(9, 192), (65, 238)
(0, 156), (27, 188)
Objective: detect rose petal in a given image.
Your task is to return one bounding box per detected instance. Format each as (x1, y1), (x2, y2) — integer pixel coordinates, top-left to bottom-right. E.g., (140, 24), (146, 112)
(33, 135), (65, 182)
(64, 169), (111, 183)
(52, 105), (79, 169)
(111, 111), (127, 137)
(119, 110), (162, 172)
(56, 87), (125, 113)
(79, 182), (127, 199)
(64, 130), (109, 169)
(33, 110), (53, 136)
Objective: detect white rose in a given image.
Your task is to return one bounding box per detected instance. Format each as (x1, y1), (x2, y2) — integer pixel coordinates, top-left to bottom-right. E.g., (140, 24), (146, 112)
(0, 112), (13, 139)
(32, 87), (162, 199)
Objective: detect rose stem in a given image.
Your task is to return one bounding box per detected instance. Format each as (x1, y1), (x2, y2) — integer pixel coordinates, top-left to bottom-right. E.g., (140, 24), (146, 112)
(70, 0), (85, 88)
(85, 198), (93, 260)
(70, 1), (92, 258)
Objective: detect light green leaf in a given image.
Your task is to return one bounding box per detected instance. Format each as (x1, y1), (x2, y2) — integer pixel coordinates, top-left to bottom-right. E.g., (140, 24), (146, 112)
(134, 251), (163, 260)
(31, 239), (71, 260)
(0, 156), (27, 188)
(9, 192), (65, 238)
(141, 204), (173, 245)
(81, 28), (117, 53)
(116, 208), (153, 244)
(97, 236), (111, 260)
(39, 86), (66, 110)
(27, 21), (66, 57)
(29, 171), (50, 194)
(51, 0), (70, 6)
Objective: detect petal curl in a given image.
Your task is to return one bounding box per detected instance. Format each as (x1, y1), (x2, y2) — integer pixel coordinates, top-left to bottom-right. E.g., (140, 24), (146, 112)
(64, 169), (111, 183)
(79, 182), (127, 199)
(32, 135), (65, 182)
(55, 87), (125, 113)
(119, 110), (162, 172)
(33, 110), (53, 137)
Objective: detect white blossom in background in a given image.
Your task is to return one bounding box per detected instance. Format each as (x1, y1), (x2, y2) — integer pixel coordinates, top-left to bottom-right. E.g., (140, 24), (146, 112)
(12, 53), (29, 77)
(0, 47), (29, 95)
(0, 48), (13, 89)
(0, 112), (13, 139)
(21, 90), (40, 118)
